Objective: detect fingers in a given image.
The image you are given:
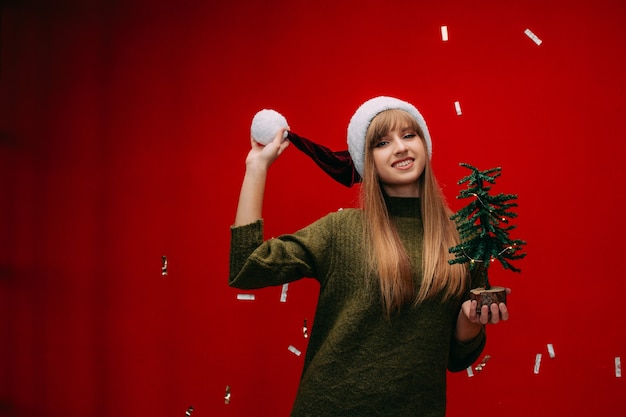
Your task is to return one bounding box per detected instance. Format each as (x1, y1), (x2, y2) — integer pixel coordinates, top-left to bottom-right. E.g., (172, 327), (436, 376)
(265, 128), (290, 156)
(479, 305), (490, 325)
(489, 303), (500, 324)
(498, 302), (509, 321)
(477, 302), (510, 325)
(462, 299), (479, 323)
(270, 127), (287, 145)
(276, 128), (290, 153)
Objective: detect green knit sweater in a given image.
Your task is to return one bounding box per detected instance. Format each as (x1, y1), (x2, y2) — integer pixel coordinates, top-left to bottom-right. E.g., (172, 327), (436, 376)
(229, 197), (485, 417)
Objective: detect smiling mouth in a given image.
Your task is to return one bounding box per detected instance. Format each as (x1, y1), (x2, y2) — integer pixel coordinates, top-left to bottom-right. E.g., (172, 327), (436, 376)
(393, 159), (413, 168)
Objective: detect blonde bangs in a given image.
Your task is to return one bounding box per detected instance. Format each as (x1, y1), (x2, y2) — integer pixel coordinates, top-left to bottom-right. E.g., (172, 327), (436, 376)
(366, 109), (423, 148)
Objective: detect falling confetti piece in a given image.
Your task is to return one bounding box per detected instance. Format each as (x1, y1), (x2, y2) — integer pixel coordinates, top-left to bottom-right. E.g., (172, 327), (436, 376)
(441, 25), (449, 41)
(225, 385), (231, 404)
(161, 255), (168, 276)
(524, 28), (542, 45)
(474, 354), (491, 372)
(303, 319), (309, 339)
(454, 101), (462, 116)
(236, 294), (255, 301)
(466, 366), (474, 378)
(288, 345), (302, 356)
(534, 353), (542, 374)
(547, 344), (555, 358)
(280, 283), (289, 302)
(185, 406), (194, 416)
(616, 357), (622, 378)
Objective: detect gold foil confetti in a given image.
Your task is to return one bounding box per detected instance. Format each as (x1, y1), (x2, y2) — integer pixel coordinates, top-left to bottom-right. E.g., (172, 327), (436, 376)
(161, 255), (168, 276)
(225, 385), (231, 404)
(474, 354), (491, 372)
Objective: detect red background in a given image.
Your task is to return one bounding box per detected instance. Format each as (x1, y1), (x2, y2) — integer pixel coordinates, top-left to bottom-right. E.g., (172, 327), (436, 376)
(1, 0), (625, 416)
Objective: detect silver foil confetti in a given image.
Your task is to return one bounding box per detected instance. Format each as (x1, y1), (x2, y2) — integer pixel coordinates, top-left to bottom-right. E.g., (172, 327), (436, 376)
(616, 357), (622, 378)
(288, 345), (301, 356)
(185, 406), (194, 416)
(534, 353), (542, 374)
(547, 343), (555, 359)
(280, 283), (289, 302)
(454, 101), (462, 116)
(524, 28), (542, 45)
(236, 294), (255, 301)
(303, 319), (309, 339)
(441, 25), (449, 41)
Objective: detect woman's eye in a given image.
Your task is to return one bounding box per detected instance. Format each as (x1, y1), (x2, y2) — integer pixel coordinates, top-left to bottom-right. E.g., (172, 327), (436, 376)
(375, 140), (389, 148)
(403, 133), (417, 139)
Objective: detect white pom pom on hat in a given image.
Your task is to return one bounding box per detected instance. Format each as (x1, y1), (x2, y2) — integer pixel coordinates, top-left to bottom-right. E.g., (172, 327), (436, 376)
(347, 96), (432, 177)
(250, 109), (289, 145)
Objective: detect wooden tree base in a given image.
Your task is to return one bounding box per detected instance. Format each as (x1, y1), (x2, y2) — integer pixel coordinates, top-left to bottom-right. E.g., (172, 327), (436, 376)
(470, 286), (507, 317)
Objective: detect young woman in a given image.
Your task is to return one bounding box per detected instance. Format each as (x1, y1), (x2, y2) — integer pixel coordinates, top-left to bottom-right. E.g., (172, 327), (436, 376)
(229, 96), (509, 416)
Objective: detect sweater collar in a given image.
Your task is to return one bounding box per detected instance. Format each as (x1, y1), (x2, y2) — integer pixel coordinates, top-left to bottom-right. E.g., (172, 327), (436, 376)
(385, 196), (421, 218)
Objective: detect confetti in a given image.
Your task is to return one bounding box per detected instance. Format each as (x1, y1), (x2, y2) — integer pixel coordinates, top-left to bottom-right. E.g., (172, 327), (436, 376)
(161, 255), (168, 276)
(303, 319), (309, 339)
(524, 28), (542, 45)
(466, 366), (474, 378)
(288, 345), (302, 356)
(547, 343), (555, 358)
(533, 353), (542, 374)
(236, 294), (255, 301)
(280, 283), (289, 303)
(185, 406), (194, 416)
(616, 357), (622, 378)
(474, 354), (491, 372)
(225, 385), (231, 404)
(454, 101), (462, 116)
(441, 25), (449, 41)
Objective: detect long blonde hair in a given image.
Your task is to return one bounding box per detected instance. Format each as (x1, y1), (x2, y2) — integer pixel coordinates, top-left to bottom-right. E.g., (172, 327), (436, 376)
(360, 109), (467, 317)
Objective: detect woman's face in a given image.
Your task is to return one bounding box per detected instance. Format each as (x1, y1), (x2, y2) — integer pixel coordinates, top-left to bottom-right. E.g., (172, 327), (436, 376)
(372, 124), (426, 197)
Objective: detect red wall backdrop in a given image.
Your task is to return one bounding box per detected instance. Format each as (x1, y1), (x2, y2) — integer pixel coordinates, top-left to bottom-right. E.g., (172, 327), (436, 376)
(1, 0), (625, 416)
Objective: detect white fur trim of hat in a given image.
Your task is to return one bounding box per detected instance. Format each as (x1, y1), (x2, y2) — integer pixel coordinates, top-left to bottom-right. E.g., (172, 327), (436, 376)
(347, 96), (432, 177)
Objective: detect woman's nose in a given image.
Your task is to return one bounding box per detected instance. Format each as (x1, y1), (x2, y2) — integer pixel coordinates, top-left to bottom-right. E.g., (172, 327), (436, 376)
(393, 137), (408, 153)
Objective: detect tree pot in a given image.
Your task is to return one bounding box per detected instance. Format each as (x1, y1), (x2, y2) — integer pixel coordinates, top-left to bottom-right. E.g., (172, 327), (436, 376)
(470, 286), (506, 317)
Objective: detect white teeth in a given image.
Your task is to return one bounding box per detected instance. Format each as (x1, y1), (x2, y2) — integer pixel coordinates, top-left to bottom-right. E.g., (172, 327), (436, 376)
(394, 160), (411, 167)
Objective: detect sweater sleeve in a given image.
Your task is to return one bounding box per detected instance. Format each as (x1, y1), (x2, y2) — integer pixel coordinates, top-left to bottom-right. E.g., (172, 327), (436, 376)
(229, 214), (336, 289)
(447, 326), (486, 372)
(446, 271), (488, 372)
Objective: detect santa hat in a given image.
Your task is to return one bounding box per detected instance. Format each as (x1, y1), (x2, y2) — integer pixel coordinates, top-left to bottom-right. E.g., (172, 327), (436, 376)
(249, 96), (431, 187)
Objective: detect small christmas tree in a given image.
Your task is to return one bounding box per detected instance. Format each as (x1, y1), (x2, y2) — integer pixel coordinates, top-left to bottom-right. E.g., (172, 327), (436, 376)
(448, 163), (526, 309)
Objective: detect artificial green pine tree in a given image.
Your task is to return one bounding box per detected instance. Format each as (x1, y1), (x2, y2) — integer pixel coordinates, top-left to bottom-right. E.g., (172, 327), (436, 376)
(448, 163), (526, 290)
